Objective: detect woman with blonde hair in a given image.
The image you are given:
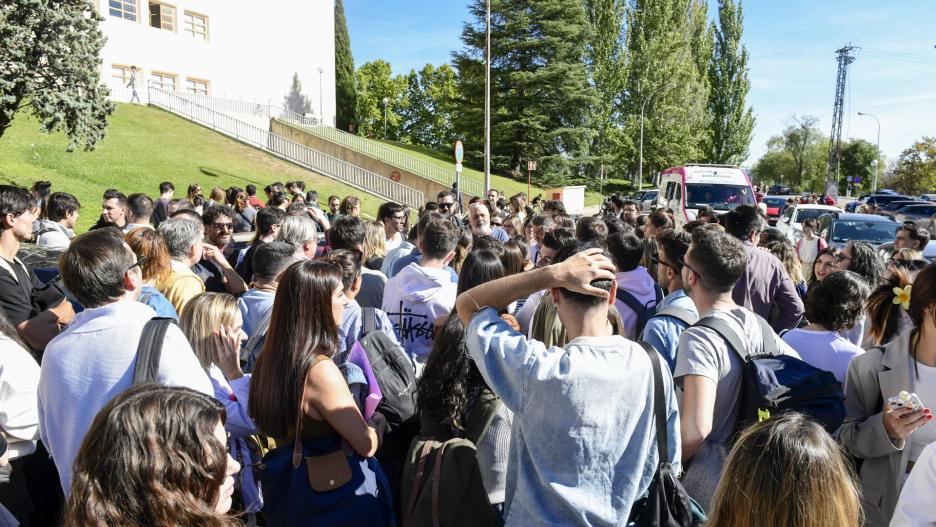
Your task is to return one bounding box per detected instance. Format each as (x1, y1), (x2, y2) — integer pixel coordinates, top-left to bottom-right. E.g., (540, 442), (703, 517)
(125, 226), (178, 320)
(707, 412), (862, 527)
(765, 238), (807, 300)
(64, 385), (241, 526)
(362, 221), (387, 271)
(207, 186), (226, 208)
(502, 214), (523, 238)
(187, 183), (203, 202)
(179, 292), (261, 515)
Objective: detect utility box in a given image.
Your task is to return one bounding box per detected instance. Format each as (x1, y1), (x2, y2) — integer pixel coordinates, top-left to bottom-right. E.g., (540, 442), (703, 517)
(549, 185), (586, 214)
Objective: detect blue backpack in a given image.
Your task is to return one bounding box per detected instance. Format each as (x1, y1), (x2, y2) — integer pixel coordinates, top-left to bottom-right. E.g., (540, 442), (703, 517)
(616, 284), (664, 336)
(694, 310), (846, 436)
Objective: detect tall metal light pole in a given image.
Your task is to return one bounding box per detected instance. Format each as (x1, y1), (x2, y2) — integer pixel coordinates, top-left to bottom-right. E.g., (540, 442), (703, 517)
(638, 84), (671, 187)
(857, 112), (881, 192)
(382, 97), (389, 140)
(484, 0), (491, 194)
(318, 67), (324, 124)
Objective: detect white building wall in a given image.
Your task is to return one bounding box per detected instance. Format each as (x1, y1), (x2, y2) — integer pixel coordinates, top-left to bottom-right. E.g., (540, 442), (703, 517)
(98, 0), (336, 125)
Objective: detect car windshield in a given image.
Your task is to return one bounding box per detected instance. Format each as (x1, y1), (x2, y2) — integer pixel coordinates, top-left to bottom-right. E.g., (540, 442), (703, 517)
(794, 208), (831, 222)
(685, 184), (754, 210)
(830, 220), (899, 244)
(764, 198), (786, 207)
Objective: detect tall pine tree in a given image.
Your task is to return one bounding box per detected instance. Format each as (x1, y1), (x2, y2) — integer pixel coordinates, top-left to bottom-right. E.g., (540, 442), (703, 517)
(706, 0), (755, 164)
(623, 0), (709, 183)
(334, 0), (357, 132)
(283, 73), (312, 115)
(454, 0), (598, 184)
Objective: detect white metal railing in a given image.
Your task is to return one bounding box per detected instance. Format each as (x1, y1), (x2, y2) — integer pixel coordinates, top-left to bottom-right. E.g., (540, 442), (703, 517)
(165, 90), (483, 197)
(148, 87), (424, 208)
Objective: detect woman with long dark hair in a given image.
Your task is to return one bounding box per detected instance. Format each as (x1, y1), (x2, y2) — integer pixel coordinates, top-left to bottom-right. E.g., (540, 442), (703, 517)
(840, 262), (936, 526)
(807, 246), (839, 292)
(836, 241), (886, 345)
(64, 385), (241, 526)
(415, 249), (514, 514)
(248, 260), (392, 526)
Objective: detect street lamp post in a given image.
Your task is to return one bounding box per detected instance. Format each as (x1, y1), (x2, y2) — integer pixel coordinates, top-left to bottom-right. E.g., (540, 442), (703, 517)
(382, 97), (389, 140)
(638, 84), (671, 188)
(318, 67), (324, 124)
(484, 0), (491, 195)
(857, 111), (881, 192)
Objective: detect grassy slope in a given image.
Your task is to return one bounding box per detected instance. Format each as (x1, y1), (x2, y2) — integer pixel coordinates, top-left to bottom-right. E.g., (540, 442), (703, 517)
(378, 140), (603, 206)
(0, 104), (389, 232)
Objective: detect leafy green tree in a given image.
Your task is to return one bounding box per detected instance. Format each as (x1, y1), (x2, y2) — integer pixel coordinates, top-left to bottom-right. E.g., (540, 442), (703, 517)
(688, 0), (714, 92)
(890, 137), (936, 196)
(354, 60), (406, 139)
(839, 139), (881, 195)
(623, 0), (709, 184)
(583, 0), (629, 180)
(781, 115), (822, 190)
(398, 64), (458, 150)
(0, 0), (114, 150)
(334, 0), (357, 132)
(751, 148), (796, 189)
(283, 73), (312, 115)
(751, 115), (828, 192)
(454, 0), (598, 185)
(706, 0), (755, 164)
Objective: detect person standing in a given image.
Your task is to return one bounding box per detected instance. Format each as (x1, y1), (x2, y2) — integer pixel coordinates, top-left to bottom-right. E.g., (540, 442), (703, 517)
(35, 192), (80, 249)
(796, 218), (827, 282)
(153, 182), (175, 225)
(377, 202), (406, 253)
(90, 189), (128, 231)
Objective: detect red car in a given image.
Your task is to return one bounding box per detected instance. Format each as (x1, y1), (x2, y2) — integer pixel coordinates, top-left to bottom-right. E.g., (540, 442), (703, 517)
(762, 196), (788, 225)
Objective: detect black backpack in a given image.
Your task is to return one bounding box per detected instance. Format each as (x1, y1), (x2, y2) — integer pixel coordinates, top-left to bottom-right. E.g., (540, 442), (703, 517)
(616, 284), (664, 337)
(359, 307), (418, 427)
(694, 310), (846, 435)
(628, 341), (705, 526)
(132, 317), (175, 385)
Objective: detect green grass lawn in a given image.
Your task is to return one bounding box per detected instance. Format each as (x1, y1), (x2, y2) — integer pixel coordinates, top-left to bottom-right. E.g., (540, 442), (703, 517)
(378, 140), (603, 207)
(0, 104), (390, 232)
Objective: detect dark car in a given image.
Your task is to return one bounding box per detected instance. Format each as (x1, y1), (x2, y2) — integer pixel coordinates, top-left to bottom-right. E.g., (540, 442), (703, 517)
(865, 194), (913, 208)
(881, 199), (926, 214)
(767, 184), (793, 195)
(896, 204), (936, 239)
(817, 212), (901, 249)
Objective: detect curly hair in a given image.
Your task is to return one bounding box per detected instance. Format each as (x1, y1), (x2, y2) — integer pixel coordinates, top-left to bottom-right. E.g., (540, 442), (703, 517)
(417, 314), (486, 432)
(805, 271), (870, 332)
(765, 238), (805, 284)
(844, 241), (885, 288)
(64, 385), (237, 527)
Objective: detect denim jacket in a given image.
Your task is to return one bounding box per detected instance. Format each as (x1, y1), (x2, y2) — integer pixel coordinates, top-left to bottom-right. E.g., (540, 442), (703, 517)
(467, 308), (681, 526)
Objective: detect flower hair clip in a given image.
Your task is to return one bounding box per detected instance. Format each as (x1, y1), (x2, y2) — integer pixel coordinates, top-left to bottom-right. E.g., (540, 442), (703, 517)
(892, 284), (912, 311)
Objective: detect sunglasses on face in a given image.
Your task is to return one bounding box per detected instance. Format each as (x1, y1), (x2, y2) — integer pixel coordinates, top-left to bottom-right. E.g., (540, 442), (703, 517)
(438, 202), (454, 209)
(210, 222), (234, 231)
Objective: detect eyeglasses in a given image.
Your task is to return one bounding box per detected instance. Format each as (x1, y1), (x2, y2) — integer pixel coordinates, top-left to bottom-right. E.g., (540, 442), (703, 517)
(126, 255), (148, 273)
(889, 257), (912, 268)
(210, 222), (234, 231)
(835, 254), (852, 263)
(651, 255), (677, 271)
(676, 255), (700, 278)
(438, 202), (454, 210)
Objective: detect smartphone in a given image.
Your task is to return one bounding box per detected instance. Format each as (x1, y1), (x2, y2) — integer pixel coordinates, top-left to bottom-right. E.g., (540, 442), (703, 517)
(888, 392), (925, 412)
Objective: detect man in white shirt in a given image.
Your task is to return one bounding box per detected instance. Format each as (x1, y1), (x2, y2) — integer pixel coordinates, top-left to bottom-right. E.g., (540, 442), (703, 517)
(38, 229), (212, 494)
(122, 193), (155, 232)
(377, 202), (406, 253)
(35, 192), (80, 249)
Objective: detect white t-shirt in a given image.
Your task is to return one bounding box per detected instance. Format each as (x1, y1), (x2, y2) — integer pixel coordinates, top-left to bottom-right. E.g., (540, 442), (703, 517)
(781, 328), (864, 383)
(797, 236), (822, 264)
(0, 336), (40, 458)
(909, 361), (936, 462)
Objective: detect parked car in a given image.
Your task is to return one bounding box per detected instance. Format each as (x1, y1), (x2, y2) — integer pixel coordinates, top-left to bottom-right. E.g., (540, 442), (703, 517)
(762, 196), (789, 225)
(881, 199), (927, 214)
(657, 164), (755, 228)
(864, 194), (913, 208)
(817, 212), (901, 249)
(919, 193), (936, 201)
(877, 241), (936, 263)
(638, 189), (659, 212)
(896, 204), (936, 239)
(776, 204), (840, 242)
(767, 184), (793, 195)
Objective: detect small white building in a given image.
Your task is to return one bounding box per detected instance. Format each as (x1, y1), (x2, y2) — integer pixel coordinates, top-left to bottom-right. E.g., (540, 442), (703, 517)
(95, 0), (336, 125)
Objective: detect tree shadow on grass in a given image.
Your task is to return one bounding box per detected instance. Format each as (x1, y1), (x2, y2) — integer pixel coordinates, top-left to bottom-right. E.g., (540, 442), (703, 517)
(199, 166), (260, 186)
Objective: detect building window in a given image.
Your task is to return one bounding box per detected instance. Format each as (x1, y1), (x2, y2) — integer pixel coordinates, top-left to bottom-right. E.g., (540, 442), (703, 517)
(186, 78), (209, 96)
(111, 64), (139, 86)
(183, 11), (208, 40)
(148, 2), (175, 31)
(150, 71), (177, 91)
(109, 0), (137, 21)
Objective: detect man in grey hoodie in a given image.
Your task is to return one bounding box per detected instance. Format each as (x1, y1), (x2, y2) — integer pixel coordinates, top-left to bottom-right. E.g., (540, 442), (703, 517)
(381, 218), (459, 375)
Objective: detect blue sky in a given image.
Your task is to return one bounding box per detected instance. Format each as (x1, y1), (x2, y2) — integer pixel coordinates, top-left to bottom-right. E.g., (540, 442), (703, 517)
(344, 0), (936, 166)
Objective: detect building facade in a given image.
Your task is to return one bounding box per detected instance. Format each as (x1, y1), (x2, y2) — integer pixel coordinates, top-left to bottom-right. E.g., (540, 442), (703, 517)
(96, 0), (336, 125)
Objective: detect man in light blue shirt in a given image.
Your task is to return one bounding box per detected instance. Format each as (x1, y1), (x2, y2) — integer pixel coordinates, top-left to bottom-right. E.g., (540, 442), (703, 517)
(456, 242), (680, 526)
(641, 229), (698, 371)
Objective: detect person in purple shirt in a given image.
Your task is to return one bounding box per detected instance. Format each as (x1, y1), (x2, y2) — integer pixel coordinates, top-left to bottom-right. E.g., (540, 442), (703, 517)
(723, 205), (804, 332)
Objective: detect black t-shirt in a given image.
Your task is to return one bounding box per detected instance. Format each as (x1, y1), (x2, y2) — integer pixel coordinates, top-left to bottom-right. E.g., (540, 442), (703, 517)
(0, 258), (44, 326)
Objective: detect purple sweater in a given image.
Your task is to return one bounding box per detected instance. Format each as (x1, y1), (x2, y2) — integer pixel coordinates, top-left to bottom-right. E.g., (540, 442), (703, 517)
(731, 240), (805, 332)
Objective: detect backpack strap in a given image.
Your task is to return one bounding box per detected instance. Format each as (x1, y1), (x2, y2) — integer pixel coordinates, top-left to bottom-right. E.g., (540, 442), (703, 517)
(694, 316), (752, 362)
(616, 288), (648, 317)
(638, 341), (668, 464)
(132, 317), (174, 385)
(653, 283), (664, 305)
(430, 442), (449, 527)
(363, 306), (377, 335)
(651, 306), (699, 327)
(405, 439), (435, 525)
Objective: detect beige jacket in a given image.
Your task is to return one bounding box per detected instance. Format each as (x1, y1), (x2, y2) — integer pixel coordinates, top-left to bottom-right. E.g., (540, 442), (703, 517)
(840, 328), (920, 527)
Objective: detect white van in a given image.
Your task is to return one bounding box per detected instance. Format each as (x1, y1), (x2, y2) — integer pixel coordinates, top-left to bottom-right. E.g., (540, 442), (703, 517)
(656, 164), (756, 228)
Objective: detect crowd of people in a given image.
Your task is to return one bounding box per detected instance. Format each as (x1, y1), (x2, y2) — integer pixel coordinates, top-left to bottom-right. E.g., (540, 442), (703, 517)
(0, 178), (934, 527)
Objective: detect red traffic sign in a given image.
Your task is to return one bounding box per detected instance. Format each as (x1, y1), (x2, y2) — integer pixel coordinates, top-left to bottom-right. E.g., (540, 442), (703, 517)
(454, 141), (464, 164)
(528, 160), (537, 171)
